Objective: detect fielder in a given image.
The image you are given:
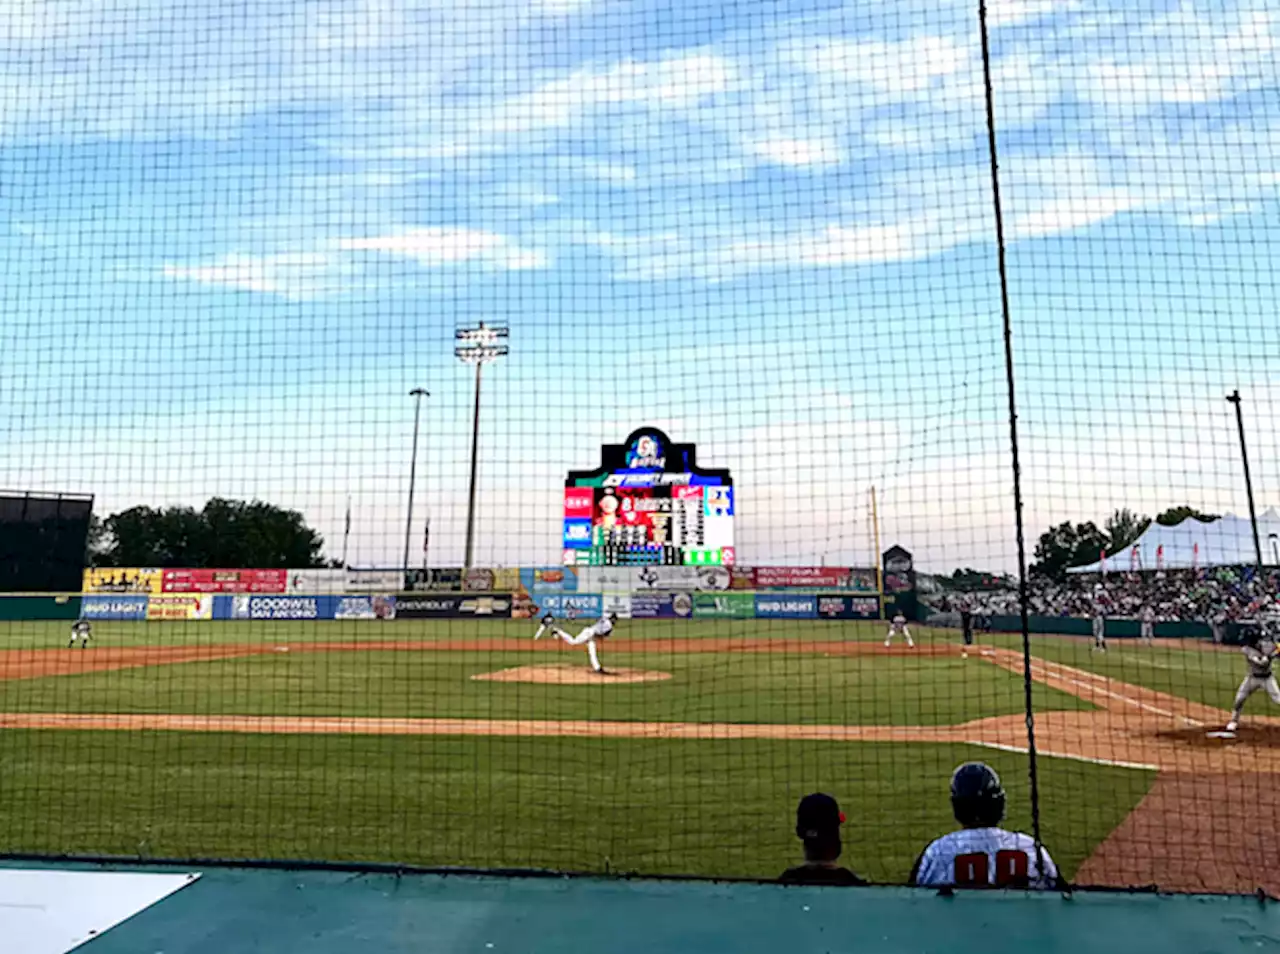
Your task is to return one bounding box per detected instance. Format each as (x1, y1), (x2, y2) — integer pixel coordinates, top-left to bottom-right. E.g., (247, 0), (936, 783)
(68, 618), (92, 649)
(1139, 605), (1156, 647)
(1226, 628), (1280, 733)
(535, 611), (617, 674)
(885, 612), (914, 648)
(1091, 584), (1108, 653)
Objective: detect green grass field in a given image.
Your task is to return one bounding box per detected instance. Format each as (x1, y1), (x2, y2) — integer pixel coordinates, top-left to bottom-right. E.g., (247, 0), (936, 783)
(0, 618), (1237, 882)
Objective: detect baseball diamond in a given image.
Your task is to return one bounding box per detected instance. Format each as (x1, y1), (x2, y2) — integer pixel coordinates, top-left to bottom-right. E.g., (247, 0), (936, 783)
(1, 619), (1276, 894)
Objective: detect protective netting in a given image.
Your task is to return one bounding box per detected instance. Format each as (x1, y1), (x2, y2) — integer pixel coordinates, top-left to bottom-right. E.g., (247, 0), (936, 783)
(0, 0), (1277, 894)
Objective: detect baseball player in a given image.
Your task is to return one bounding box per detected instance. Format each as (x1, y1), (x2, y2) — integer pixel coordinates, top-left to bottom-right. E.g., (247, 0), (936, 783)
(68, 618), (92, 649)
(1226, 627), (1280, 732)
(535, 611), (617, 674)
(1091, 584), (1108, 652)
(1139, 605), (1156, 646)
(884, 612), (914, 648)
(909, 762), (1060, 890)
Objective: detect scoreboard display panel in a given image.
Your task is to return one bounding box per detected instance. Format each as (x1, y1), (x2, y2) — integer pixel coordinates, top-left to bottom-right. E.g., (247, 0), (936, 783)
(564, 428), (734, 567)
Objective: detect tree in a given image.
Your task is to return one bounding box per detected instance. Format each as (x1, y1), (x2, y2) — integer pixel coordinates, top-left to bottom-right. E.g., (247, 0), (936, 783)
(1155, 506), (1219, 527)
(1104, 508), (1150, 552)
(84, 513), (112, 567)
(1030, 521), (1110, 581)
(100, 498), (326, 568)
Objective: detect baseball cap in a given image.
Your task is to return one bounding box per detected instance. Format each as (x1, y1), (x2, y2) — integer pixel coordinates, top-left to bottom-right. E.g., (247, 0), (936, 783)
(796, 793), (845, 839)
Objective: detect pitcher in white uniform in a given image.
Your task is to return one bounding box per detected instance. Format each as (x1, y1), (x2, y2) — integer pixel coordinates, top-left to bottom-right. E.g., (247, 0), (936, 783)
(535, 611), (617, 674)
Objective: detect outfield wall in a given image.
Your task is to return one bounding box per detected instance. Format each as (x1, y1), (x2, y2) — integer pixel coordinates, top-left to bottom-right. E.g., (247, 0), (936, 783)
(57, 591), (904, 622)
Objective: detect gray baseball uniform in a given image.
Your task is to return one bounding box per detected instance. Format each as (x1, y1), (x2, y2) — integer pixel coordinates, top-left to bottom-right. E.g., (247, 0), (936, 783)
(1232, 638), (1280, 715)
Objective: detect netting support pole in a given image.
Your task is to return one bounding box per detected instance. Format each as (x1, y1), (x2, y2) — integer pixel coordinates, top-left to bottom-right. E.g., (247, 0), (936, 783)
(1226, 390), (1265, 572)
(977, 0), (1045, 868)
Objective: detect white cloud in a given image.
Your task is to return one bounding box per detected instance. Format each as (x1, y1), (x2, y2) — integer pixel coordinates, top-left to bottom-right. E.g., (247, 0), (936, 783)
(339, 227), (549, 271)
(985, 0), (1080, 29)
(747, 137), (844, 168)
(161, 252), (352, 301)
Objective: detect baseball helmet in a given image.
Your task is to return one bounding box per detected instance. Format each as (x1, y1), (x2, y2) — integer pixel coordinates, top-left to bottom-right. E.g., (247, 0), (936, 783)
(950, 762), (1006, 828)
(605, 610), (618, 621)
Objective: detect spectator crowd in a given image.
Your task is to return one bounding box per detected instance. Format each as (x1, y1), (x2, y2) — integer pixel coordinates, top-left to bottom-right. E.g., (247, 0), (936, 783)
(929, 567), (1280, 625)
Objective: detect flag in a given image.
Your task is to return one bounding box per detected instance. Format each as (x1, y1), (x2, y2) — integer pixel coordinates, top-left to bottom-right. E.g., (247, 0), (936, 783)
(1130, 544), (1140, 571)
(344, 499), (351, 537)
(1156, 545), (1164, 571)
(422, 518), (430, 555)
(1100, 549), (1107, 576)
(1193, 542), (1199, 570)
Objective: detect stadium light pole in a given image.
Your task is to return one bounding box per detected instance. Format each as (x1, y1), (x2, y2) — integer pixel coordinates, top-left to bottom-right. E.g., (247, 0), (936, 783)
(403, 388), (430, 577)
(1226, 390), (1264, 572)
(456, 322), (509, 568)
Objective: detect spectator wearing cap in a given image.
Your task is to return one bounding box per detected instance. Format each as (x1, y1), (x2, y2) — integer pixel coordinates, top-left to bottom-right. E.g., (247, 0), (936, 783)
(778, 793), (867, 885)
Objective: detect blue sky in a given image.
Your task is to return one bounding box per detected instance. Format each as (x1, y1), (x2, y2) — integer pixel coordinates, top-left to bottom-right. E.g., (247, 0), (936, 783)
(1, 0), (1277, 571)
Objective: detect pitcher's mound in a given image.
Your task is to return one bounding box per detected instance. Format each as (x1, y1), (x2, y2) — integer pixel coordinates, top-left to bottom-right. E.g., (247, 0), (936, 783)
(472, 664), (671, 685)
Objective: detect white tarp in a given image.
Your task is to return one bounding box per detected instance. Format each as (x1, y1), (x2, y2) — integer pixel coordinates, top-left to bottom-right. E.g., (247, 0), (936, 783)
(1068, 510), (1280, 573)
(0, 869), (197, 954)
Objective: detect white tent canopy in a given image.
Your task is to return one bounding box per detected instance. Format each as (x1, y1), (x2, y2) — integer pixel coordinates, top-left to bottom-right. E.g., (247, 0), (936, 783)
(1067, 509), (1280, 574)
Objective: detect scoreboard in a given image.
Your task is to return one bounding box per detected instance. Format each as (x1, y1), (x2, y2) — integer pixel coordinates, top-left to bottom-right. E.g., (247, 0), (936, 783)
(563, 428), (734, 567)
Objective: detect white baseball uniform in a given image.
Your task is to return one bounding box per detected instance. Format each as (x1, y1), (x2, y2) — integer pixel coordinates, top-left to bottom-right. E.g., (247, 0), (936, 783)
(1140, 606), (1155, 645)
(909, 827), (1059, 889)
(885, 613), (913, 648)
(553, 615), (614, 672)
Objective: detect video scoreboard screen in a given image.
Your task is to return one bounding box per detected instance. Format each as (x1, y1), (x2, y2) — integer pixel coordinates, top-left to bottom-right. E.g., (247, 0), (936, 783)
(563, 428), (734, 567)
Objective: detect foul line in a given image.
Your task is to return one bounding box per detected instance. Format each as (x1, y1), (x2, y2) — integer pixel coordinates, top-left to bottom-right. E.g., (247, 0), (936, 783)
(970, 740), (1159, 773)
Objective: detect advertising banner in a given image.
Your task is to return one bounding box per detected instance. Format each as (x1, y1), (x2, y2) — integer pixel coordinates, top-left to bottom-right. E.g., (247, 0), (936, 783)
(729, 566), (755, 590)
(629, 593), (693, 619)
(848, 569), (879, 594)
(404, 568), (463, 592)
(231, 595), (338, 620)
(692, 592), (756, 619)
(579, 567), (636, 594)
(286, 569), (347, 594)
(395, 595), (461, 618)
(82, 595), (149, 620)
(538, 593), (602, 619)
(462, 569), (519, 592)
(633, 566), (700, 591)
(755, 594), (818, 619)
(334, 595), (396, 620)
(816, 595), (881, 620)
(519, 568), (579, 593)
(754, 567), (851, 590)
(82, 568), (162, 595)
(491, 568), (521, 592)
(162, 569), (287, 594)
(146, 594), (213, 620)
(457, 596), (513, 618)
(601, 593), (633, 619)
(345, 569), (405, 593)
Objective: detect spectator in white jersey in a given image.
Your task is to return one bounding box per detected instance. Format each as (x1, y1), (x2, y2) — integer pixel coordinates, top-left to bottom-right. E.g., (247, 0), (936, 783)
(909, 762), (1061, 890)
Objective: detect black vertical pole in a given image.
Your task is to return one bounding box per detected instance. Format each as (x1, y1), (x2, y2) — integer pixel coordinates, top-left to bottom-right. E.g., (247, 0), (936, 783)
(463, 362), (483, 569)
(1226, 390), (1264, 571)
(403, 390), (428, 576)
(978, 0), (1045, 874)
